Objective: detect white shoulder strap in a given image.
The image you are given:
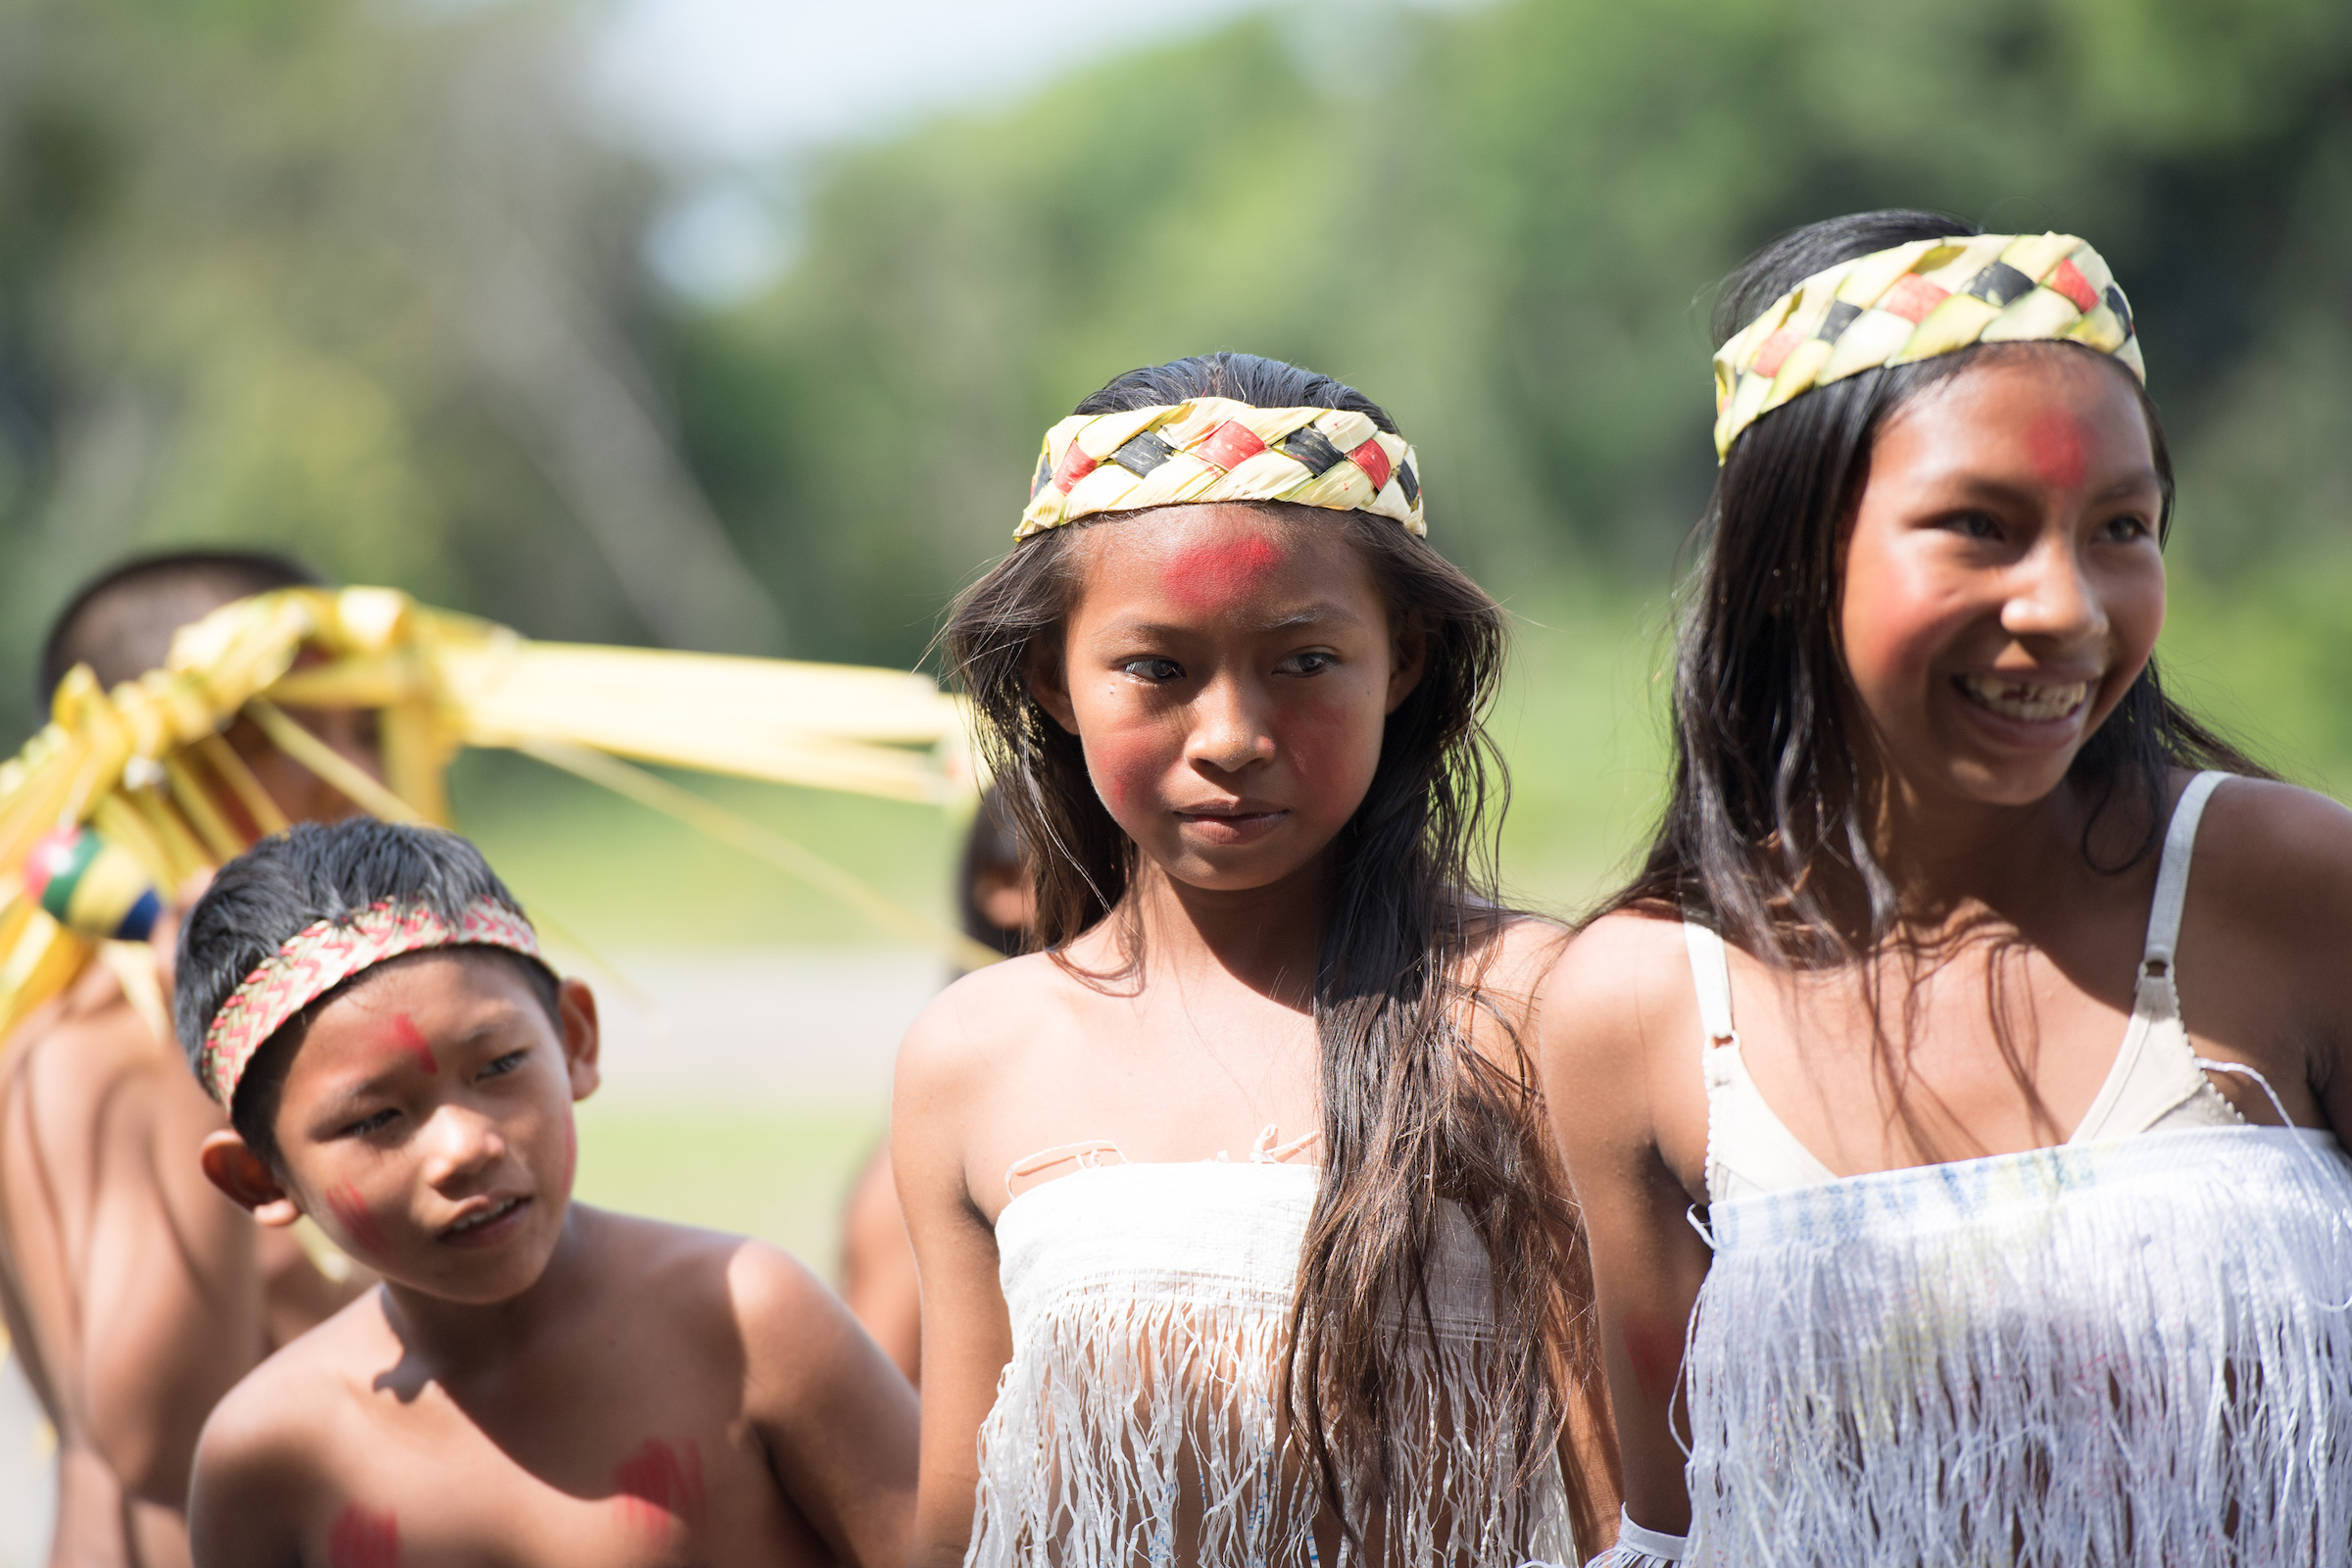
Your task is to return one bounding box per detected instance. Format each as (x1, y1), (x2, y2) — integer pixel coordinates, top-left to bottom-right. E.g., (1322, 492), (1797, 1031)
(1683, 919), (1738, 1044)
(2142, 770), (2229, 974)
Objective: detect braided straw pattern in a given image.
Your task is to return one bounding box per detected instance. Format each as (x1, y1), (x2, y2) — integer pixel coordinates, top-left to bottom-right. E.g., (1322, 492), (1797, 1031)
(1016, 397), (1424, 539)
(0, 585), (983, 1048)
(1713, 232), (2144, 463)
(198, 897), (542, 1109)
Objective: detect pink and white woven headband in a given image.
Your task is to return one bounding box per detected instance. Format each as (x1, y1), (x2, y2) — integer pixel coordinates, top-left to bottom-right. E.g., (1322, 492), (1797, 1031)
(198, 898), (542, 1108)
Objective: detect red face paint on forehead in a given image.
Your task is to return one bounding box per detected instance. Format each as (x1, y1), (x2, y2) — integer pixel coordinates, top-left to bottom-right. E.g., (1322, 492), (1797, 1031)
(329, 1504), (399, 1568)
(381, 1013), (437, 1075)
(1162, 533), (1287, 614)
(2023, 408), (2090, 491)
(613, 1438), (707, 1539)
(325, 1182), (389, 1261)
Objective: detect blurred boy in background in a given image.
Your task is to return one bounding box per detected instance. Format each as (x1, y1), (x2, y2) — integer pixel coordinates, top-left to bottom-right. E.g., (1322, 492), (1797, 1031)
(838, 786), (1030, 1384)
(0, 552), (372, 1568)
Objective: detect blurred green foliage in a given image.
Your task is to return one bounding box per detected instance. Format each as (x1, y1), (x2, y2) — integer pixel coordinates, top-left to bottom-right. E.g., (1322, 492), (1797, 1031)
(679, 0), (2352, 672)
(0, 0), (783, 742)
(7, 0), (2352, 861)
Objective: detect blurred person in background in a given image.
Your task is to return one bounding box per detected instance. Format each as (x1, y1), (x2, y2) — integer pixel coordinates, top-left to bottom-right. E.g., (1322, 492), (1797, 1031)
(0, 551), (374, 1568)
(839, 784), (1032, 1386)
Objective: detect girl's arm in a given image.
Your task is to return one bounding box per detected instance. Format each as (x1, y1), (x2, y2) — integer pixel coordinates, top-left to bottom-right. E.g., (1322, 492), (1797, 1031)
(893, 997), (1018, 1568)
(1539, 914), (1715, 1539)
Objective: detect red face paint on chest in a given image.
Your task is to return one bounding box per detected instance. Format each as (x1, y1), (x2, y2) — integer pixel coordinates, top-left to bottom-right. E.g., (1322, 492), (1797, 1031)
(324, 1183), (389, 1261)
(381, 1013), (437, 1075)
(2023, 409), (2089, 490)
(613, 1438), (706, 1539)
(1620, 1310), (1687, 1405)
(1162, 535), (1286, 614)
(329, 1504), (399, 1568)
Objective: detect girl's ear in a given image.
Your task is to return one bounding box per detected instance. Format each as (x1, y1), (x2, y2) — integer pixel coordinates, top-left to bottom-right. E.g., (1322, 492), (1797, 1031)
(1024, 635), (1079, 734)
(1385, 612), (1429, 715)
(199, 1130), (304, 1228)
(556, 977), (601, 1102)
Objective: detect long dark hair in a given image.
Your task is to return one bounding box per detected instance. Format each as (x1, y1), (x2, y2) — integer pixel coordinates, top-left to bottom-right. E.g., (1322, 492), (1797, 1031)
(944, 352), (1602, 1544)
(1612, 211), (2266, 1063)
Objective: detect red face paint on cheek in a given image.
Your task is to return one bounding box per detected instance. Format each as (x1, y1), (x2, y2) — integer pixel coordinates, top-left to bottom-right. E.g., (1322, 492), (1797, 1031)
(382, 1013), (437, 1075)
(1621, 1310), (1687, 1406)
(328, 1504), (399, 1568)
(1087, 728), (1163, 821)
(612, 1438), (706, 1539)
(2023, 409), (2089, 490)
(324, 1183), (390, 1261)
(1162, 535), (1286, 613)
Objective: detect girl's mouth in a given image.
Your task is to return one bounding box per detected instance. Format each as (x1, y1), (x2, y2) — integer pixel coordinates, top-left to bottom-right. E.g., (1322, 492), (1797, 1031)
(440, 1195), (529, 1246)
(1175, 808), (1288, 845)
(1954, 674), (2092, 724)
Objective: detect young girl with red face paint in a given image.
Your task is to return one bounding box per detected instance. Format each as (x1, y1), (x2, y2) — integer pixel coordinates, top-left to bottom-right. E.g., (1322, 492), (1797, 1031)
(895, 353), (1616, 1567)
(172, 820), (917, 1568)
(1547, 211), (2352, 1567)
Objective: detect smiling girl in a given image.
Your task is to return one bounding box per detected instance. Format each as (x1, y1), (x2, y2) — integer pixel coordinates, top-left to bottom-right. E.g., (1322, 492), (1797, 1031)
(894, 353), (1614, 1566)
(1548, 211), (2352, 1565)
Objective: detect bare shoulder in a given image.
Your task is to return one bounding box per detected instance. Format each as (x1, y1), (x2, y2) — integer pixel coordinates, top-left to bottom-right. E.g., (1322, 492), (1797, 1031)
(2196, 774), (2352, 906)
(893, 953), (1074, 1102)
(2187, 774), (2352, 991)
(720, 1231), (840, 1330)
(575, 1207), (760, 1322)
(1540, 906), (1693, 1048)
(193, 1291), (378, 1494)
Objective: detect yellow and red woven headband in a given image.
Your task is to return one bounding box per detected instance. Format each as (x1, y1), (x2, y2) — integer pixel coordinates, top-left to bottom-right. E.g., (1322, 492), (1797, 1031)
(1712, 232), (2143, 462)
(1018, 397), (1424, 539)
(197, 898), (542, 1109)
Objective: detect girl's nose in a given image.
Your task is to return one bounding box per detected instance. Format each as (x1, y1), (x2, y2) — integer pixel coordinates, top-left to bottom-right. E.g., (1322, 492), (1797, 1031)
(1188, 675), (1277, 774)
(2002, 535), (2107, 646)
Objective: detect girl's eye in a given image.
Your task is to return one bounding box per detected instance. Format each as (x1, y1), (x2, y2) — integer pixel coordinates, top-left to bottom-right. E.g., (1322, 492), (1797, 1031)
(1945, 512), (2002, 541)
(1277, 652), (1337, 676)
(2100, 514), (2154, 543)
(341, 1108), (399, 1138)
(1118, 658), (1183, 682)
(480, 1051), (528, 1081)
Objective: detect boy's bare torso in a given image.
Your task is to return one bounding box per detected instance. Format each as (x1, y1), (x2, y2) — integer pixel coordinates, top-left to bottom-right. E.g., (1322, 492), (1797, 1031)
(206, 1206), (864, 1568)
(0, 966), (274, 1566)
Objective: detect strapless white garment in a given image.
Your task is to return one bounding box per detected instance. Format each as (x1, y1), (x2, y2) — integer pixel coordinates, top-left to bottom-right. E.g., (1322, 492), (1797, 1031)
(970, 1157), (1579, 1567)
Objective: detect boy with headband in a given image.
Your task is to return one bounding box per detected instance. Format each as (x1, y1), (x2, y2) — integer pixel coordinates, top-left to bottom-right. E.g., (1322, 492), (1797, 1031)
(174, 818), (915, 1567)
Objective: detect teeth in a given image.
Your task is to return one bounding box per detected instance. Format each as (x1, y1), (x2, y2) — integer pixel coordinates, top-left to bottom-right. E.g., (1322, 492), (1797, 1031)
(449, 1198), (520, 1235)
(1958, 674), (2091, 722)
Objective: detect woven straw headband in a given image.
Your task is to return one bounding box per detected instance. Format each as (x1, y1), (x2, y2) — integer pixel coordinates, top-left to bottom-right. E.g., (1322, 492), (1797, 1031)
(1712, 232), (2143, 463)
(1017, 396), (1424, 539)
(198, 897), (542, 1110)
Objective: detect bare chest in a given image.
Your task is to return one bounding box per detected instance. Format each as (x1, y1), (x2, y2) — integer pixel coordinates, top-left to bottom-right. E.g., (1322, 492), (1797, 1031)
(962, 984), (1324, 1221)
(300, 1380), (821, 1568)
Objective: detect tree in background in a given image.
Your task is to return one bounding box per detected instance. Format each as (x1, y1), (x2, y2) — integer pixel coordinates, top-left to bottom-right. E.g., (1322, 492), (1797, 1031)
(0, 0), (783, 742)
(8, 0), (2352, 773)
(676, 0), (2352, 692)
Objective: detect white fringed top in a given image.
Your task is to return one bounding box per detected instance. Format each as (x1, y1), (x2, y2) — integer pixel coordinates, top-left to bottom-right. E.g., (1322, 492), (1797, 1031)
(969, 1142), (1579, 1567)
(1661, 773), (2352, 1565)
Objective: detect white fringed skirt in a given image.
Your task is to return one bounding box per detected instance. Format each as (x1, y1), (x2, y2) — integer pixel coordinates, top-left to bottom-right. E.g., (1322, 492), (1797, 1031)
(972, 1159), (1577, 1567)
(1684, 1124), (2352, 1566)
